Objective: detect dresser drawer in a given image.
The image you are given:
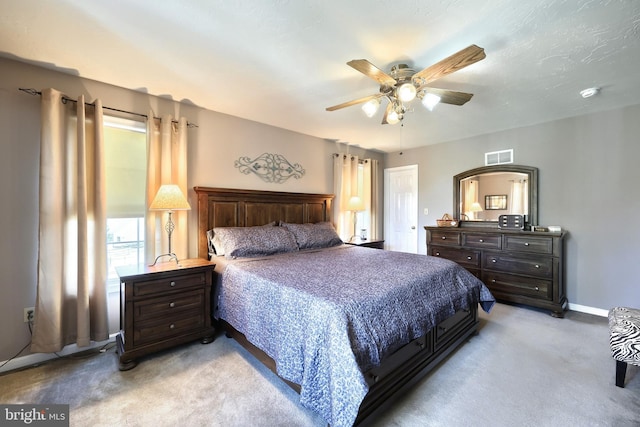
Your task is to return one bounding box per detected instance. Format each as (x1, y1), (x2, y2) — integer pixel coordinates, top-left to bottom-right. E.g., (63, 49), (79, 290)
(429, 246), (480, 268)
(134, 289), (205, 322)
(483, 252), (553, 278)
(428, 230), (461, 246)
(132, 272), (207, 297)
(482, 271), (552, 300)
(463, 233), (501, 249)
(133, 312), (204, 346)
(503, 235), (553, 254)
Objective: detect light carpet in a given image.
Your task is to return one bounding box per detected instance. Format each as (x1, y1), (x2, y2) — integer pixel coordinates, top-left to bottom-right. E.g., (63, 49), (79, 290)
(1, 303), (638, 427)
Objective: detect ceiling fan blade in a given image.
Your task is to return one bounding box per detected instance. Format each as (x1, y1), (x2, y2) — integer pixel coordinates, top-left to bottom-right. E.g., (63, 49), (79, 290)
(347, 59), (397, 87)
(413, 45), (486, 85)
(326, 94), (381, 111)
(420, 87), (474, 105)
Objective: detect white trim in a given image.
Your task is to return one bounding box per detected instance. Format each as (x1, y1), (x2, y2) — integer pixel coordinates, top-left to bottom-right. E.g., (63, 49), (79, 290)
(0, 335), (116, 375)
(568, 303), (609, 317)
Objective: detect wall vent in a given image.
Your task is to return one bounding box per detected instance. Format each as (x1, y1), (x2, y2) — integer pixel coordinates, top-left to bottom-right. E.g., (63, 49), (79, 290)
(485, 149), (513, 166)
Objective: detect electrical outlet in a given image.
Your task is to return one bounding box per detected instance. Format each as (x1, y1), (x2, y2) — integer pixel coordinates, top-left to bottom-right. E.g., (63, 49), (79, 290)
(24, 307), (35, 323)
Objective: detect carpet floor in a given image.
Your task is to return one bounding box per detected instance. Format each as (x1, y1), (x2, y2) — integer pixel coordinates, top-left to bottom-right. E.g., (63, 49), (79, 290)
(1, 303), (638, 426)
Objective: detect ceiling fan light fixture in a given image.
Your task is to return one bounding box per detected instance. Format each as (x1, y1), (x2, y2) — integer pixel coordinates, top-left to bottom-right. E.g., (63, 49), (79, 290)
(397, 83), (417, 102)
(421, 92), (441, 111)
(387, 110), (400, 124)
(362, 98), (380, 117)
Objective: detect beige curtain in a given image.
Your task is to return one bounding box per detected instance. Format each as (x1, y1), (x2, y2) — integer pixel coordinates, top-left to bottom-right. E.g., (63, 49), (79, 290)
(463, 179), (479, 219)
(145, 115), (189, 263)
(333, 154), (358, 241)
(363, 159), (381, 240)
(510, 179), (528, 215)
(32, 88), (108, 352)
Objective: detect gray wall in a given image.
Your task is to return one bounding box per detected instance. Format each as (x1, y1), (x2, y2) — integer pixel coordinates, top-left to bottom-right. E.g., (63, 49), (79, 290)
(0, 57), (382, 363)
(385, 104), (640, 312)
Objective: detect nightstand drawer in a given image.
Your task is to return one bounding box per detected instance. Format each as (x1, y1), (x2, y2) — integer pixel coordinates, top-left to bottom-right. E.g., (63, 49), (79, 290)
(134, 289), (204, 322)
(483, 252), (553, 278)
(133, 312), (204, 346)
(482, 271), (552, 300)
(133, 272), (207, 297)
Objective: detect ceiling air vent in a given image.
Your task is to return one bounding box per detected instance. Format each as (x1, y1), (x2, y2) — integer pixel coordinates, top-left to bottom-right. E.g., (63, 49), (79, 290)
(485, 149), (513, 166)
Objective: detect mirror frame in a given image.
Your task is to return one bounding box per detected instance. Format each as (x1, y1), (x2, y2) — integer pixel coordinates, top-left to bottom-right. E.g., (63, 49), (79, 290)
(453, 164), (538, 228)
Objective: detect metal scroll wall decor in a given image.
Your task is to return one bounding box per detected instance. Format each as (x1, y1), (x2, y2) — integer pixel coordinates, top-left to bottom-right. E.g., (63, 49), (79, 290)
(235, 153), (305, 184)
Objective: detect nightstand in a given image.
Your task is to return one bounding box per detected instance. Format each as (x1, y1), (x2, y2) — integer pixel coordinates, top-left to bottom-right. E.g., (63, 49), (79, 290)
(115, 258), (216, 370)
(346, 238), (385, 249)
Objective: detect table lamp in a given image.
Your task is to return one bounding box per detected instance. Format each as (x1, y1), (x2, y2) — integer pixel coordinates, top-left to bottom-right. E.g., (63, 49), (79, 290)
(149, 184), (191, 265)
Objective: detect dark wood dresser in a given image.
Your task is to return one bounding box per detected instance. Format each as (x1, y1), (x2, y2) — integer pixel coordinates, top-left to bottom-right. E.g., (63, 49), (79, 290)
(425, 226), (567, 317)
(116, 258), (216, 370)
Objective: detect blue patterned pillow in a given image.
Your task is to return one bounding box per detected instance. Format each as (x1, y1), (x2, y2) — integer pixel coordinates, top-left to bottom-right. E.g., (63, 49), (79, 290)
(212, 224), (298, 258)
(281, 222), (343, 249)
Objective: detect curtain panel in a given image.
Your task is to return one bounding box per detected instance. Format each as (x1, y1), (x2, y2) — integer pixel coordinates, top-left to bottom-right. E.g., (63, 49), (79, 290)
(363, 159), (381, 240)
(32, 88), (109, 352)
(145, 115), (189, 263)
(333, 154), (381, 242)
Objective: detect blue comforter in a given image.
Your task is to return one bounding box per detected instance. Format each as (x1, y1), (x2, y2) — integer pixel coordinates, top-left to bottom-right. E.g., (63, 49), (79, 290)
(215, 245), (494, 426)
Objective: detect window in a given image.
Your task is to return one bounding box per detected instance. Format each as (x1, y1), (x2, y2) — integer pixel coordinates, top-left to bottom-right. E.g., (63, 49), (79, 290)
(104, 117), (147, 291)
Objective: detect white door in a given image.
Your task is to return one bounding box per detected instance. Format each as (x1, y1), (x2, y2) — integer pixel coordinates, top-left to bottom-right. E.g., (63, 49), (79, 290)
(384, 165), (418, 253)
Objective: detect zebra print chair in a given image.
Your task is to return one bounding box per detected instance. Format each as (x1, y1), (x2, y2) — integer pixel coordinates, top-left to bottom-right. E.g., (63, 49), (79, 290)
(608, 307), (640, 387)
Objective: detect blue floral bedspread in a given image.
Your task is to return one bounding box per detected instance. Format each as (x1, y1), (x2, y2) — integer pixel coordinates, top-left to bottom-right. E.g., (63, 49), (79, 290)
(214, 245), (495, 426)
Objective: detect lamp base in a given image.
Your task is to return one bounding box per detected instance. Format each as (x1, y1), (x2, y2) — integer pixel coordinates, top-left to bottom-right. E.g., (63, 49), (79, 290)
(150, 253), (179, 266)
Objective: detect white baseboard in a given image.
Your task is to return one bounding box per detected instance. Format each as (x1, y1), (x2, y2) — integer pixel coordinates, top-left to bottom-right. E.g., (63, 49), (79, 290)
(568, 303), (609, 317)
(0, 335), (116, 375)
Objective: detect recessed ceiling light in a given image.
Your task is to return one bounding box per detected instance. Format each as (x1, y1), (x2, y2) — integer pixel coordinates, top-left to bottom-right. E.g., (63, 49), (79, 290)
(580, 87), (600, 98)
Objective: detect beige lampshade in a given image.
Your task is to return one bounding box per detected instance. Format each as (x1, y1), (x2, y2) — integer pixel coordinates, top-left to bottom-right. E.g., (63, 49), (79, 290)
(346, 196), (365, 212)
(470, 202), (483, 212)
(149, 184), (191, 211)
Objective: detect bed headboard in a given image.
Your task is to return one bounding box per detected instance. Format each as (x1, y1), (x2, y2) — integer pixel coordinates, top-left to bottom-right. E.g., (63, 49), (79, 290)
(194, 187), (334, 259)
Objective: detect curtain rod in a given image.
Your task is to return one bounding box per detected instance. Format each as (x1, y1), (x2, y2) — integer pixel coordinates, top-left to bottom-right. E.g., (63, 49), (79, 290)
(18, 88), (198, 128)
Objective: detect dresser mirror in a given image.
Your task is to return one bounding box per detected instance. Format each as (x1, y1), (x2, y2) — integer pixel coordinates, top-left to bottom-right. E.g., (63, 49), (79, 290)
(454, 165), (538, 228)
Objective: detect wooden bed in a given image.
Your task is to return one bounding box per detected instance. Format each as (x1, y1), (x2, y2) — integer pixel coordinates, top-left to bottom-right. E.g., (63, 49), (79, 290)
(195, 186), (481, 426)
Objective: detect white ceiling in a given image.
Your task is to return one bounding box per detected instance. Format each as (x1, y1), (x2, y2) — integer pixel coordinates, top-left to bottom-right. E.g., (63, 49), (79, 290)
(2, 0), (640, 153)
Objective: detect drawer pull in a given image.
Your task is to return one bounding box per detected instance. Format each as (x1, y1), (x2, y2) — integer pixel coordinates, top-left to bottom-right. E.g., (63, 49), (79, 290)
(169, 302), (176, 308)
(534, 286), (539, 291)
(169, 324), (175, 329)
(439, 326), (447, 333)
(535, 264), (540, 268)
(524, 243), (530, 246)
(492, 259), (497, 263)
(467, 256), (472, 260)
(435, 252), (440, 256)
(170, 281), (176, 287)
(491, 279), (496, 283)
(441, 236), (447, 240)
(415, 340), (425, 349)
(479, 239), (484, 243)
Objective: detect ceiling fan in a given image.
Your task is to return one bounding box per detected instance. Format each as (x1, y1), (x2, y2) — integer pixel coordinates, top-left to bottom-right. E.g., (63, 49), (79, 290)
(326, 44), (486, 124)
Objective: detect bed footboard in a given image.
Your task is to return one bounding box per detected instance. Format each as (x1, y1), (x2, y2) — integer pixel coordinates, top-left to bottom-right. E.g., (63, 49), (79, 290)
(221, 306), (479, 426)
